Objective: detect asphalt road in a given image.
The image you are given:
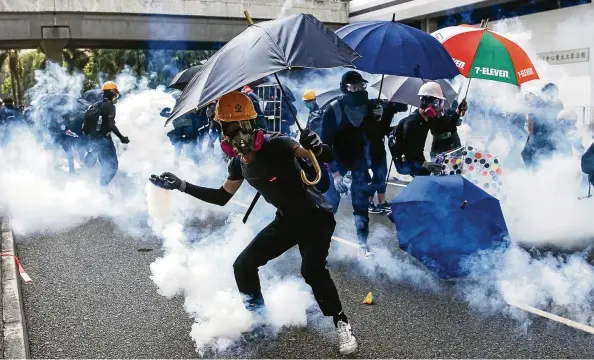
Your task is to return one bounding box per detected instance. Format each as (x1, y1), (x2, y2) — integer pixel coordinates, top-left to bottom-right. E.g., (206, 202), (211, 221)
(16, 183), (594, 358)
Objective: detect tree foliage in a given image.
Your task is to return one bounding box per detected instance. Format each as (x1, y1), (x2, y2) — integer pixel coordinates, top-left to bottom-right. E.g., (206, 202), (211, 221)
(0, 48), (214, 103)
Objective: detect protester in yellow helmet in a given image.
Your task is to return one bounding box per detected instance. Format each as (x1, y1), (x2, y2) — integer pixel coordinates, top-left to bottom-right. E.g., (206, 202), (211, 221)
(302, 89), (321, 131)
(150, 91), (358, 355)
(82, 80), (129, 189)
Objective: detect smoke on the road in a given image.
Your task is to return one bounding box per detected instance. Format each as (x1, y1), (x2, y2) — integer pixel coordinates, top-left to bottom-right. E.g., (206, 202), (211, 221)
(453, 16), (594, 329)
(146, 191), (318, 355)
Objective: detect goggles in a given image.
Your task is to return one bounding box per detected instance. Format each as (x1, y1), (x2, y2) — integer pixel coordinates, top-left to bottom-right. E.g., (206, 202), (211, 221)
(423, 96), (445, 109)
(221, 120), (255, 137)
(345, 82), (367, 92)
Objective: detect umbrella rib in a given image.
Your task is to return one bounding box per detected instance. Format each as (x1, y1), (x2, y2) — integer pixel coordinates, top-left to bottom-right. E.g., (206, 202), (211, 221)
(370, 23), (391, 75)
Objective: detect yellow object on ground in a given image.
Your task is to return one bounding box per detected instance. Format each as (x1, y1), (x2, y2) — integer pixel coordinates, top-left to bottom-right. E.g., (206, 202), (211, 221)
(363, 292), (374, 305)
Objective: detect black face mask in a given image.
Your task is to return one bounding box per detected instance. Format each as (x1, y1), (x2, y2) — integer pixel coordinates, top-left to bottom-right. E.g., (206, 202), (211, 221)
(342, 90), (368, 107)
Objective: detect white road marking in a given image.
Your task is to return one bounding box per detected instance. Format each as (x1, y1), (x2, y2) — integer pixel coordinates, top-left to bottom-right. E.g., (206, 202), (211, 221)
(232, 194), (593, 336)
(508, 301), (594, 336)
(387, 182), (407, 188)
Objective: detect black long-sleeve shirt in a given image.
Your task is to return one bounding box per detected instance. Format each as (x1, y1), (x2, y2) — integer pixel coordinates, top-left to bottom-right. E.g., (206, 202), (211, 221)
(99, 100), (125, 140)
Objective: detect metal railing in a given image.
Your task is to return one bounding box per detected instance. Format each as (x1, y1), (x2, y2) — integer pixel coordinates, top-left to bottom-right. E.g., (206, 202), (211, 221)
(254, 84), (283, 132)
(567, 106), (594, 128)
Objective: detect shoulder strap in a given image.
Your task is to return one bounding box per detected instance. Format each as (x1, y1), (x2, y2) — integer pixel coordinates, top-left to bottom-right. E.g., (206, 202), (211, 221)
(330, 100), (342, 127)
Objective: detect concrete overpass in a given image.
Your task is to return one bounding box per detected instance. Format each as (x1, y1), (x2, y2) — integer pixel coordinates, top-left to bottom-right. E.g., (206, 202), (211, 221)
(0, 0), (349, 61)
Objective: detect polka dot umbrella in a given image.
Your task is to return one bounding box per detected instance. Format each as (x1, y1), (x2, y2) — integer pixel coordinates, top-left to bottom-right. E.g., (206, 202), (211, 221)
(441, 145), (505, 198)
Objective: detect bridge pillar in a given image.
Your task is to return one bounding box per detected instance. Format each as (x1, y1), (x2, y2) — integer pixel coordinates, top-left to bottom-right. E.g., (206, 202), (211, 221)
(421, 18), (438, 33)
(40, 25), (70, 64)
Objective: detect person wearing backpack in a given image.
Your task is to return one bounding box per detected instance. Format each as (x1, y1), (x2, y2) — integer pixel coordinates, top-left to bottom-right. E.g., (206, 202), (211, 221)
(82, 81), (130, 187)
(387, 83), (448, 177)
(320, 71), (384, 257)
(149, 91), (359, 355)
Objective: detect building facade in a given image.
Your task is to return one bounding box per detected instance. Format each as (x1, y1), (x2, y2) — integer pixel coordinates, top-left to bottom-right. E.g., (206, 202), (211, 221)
(349, 0), (594, 108)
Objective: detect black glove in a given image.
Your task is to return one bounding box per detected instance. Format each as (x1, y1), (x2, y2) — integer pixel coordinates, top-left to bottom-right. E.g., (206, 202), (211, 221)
(121, 136), (130, 144)
(457, 99), (468, 114)
(149, 172), (184, 191)
(299, 129), (322, 154)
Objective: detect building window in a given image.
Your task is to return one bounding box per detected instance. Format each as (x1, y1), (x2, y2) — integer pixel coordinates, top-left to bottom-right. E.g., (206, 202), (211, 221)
(436, 0), (592, 29)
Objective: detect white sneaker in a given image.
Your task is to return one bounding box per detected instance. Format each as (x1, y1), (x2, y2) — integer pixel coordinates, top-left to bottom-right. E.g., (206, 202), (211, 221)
(337, 320), (358, 355)
(359, 245), (374, 258)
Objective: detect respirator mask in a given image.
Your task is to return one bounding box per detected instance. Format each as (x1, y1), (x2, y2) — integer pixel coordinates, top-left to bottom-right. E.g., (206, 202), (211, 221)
(220, 119), (264, 157)
(420, 96), (445, 118)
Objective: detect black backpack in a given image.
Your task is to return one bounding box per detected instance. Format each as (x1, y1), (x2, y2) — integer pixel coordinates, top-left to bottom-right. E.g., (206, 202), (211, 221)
(82, 101), (103, 136)
(582, 143), (594, 175)
(388, 118), (405, 160)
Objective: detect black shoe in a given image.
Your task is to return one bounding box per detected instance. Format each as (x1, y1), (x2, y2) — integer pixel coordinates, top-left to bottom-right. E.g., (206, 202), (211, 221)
(377, 202), (392, 215)
(368, 201), (382, 214)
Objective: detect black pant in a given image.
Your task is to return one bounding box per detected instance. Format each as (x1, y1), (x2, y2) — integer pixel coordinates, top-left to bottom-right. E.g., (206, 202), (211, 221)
(233, 209), (343, 316)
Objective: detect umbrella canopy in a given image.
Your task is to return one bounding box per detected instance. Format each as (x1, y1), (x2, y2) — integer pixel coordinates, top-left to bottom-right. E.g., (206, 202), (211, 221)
(390, 175), (508, 278)
(336, 19), (460, 79)
(167, 13), (359, 125)
(82, 89), (102, 104)
(431, 25), (539, 86)
(372, 76), (458, 108)
(168, 65), (202, 91)
(316, 88), (343, 109)
(442, 145), (505, 198)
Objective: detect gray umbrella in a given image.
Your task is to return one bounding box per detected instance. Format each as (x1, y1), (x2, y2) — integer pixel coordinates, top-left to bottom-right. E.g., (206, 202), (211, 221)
(316, 88), (343, 109)
(168, 65), (202, 91)
(166, 13), (359, 125)
(372, 76), (458, 108)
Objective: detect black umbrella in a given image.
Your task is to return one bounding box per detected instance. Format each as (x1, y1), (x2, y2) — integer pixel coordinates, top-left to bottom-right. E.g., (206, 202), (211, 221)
(82, 89), (102, 104)
(168, 65), (202, 91)
(167, 13), (359, 125)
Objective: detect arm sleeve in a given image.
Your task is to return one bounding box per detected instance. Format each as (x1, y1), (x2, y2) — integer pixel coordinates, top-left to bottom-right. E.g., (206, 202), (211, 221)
(183, 184), (233, 206)
(103, 103), (125, 140)
(320, 106), (339, 172)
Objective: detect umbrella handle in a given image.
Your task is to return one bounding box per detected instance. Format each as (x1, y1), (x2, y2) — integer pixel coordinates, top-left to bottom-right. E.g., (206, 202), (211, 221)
(301, 150), (322, 185)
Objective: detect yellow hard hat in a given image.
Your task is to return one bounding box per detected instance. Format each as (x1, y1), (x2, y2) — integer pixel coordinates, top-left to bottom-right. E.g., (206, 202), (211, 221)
(215, 91), (257, 123)
(302, 90), (316, 101)
(101, 81), (120, 94)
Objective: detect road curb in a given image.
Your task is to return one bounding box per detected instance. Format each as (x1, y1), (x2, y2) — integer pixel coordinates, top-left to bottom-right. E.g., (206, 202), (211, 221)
(1, 214), (30, 359)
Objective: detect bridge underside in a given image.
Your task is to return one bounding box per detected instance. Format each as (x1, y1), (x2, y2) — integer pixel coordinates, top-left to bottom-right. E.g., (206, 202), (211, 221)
(0, 12), (344, 50)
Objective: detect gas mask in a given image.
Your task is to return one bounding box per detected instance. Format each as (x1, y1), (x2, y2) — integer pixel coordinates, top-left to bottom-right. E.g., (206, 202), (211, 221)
(220, 119), (264, 157)
(420, 96), (445, 118)
(304, 101), (315, 110)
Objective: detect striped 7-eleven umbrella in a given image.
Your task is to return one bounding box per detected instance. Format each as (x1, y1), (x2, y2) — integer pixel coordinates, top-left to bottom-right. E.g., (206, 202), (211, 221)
(431, 25), (539, 86)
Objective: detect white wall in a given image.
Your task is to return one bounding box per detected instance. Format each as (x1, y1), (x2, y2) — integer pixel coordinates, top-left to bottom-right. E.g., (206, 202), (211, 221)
(475, 2), (594, 107)
(349, 0), (493, 22)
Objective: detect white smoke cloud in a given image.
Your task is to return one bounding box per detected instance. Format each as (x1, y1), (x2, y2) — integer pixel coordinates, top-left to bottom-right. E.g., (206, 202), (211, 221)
(448, 14), (594, 331)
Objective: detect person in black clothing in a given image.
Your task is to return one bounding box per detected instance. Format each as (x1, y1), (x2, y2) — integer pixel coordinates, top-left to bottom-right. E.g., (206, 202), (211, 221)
(149, 91), (358, 355)
(320, 71), (383, 255)
(388, 83), (453, 177)
(84, 81), (130, 187)
(366, 99), (408, 214)
(0, 97), (27, 145)
(206, 101), (222, 149)
(418, 82), (467, 159)
(522, 84), (564, 169)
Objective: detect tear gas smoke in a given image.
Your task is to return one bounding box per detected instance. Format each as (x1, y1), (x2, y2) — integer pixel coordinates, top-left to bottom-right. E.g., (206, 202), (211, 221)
(451, 15), (594, 329)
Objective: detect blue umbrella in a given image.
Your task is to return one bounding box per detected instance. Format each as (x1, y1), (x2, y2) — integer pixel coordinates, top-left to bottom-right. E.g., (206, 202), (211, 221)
(390, 175), (509, 278)
(336, 15), (460, 80)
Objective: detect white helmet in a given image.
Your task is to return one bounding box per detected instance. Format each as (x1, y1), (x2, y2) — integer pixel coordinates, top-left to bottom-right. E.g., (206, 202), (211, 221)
(557, 109), (578, 122)
(418, 81), (445, 100)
